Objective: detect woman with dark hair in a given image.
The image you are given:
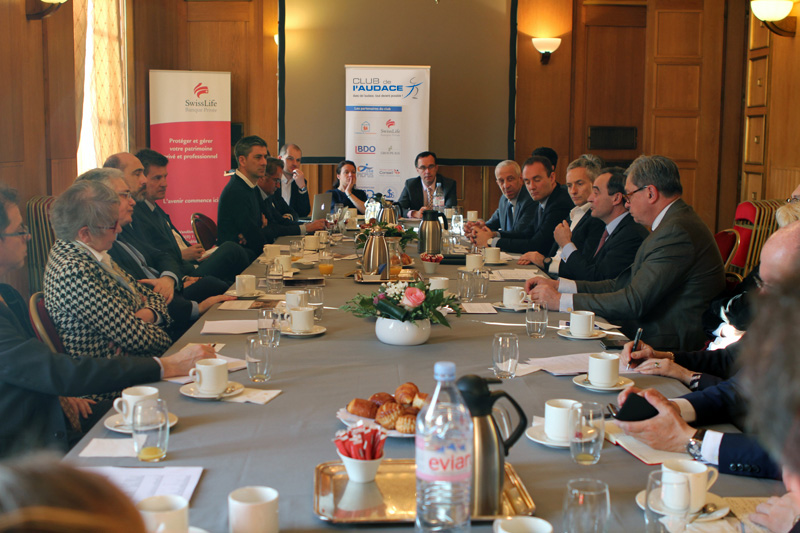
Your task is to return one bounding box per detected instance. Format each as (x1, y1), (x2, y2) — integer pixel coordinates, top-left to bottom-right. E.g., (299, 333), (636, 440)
(327, 160), (368, 214)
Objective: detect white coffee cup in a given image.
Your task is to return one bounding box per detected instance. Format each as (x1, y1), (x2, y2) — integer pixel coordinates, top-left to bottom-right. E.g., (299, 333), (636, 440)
(544, 399), (578, 442)
(467, 210), (478, 222)
(465, 253), (484, 270)
(262, 244), (281, 262)
(495, 516), (553, 533)
(113, 386), (159, 425)
(570, 310), (595, 337)
(503, 286), (526, 309)
(304, 234), (319, 251)
(229, 486), (279, 533)
(275, 255), (292, 272)
(315, 230), (329, 244)
(588, 352), (620, 388)
(662, 459), (719, 513)
(188, 358), (228, 395)
(429, 277), (449, 291)
(137, 494), (189, 533)
(235, 274), (256, 296)
(484, 247), (501, 263)
(289, 306), (315, 333)
(285, 289), (308, 311)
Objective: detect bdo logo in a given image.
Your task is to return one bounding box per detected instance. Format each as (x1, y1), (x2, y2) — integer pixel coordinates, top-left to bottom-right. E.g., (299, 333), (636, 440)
(356, 145), (376, 154)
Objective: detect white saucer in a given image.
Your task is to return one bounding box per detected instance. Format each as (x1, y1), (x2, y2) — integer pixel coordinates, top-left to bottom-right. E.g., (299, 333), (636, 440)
(293, 261), (314, 270)
(104, 412), (179, 434)
(280, 324), (327, 337)
(179, 381), (244, 400)
(225, 289), (266, 300)
(635, 490), (729, 522)
(573, 374), (634, 392)
(282, 267), (301, 275)
(492, 302), (527, 313)
(484, 260), (509, 266)
(557, 329), (607, 341)
(524, 424), (570, 449)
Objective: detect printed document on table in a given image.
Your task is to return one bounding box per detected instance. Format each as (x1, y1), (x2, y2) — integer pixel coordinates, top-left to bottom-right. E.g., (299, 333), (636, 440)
(201, 320), (258, 334)
(81, 466), (203, 503)
(604, 423), (687, 465)
(461, 303), (498, 314)
(525, 352), (629, 375)
(494, 269), (546, 281)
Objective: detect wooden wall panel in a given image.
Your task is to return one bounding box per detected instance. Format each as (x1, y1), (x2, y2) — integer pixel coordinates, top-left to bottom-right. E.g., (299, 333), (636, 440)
(768, 167), (800, 199)
(0, 2), (25, 163)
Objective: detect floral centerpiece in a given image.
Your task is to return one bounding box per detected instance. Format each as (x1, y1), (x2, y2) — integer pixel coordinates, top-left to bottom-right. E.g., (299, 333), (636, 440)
(341, 281), (461, 345)
(355, 220), (417, 251)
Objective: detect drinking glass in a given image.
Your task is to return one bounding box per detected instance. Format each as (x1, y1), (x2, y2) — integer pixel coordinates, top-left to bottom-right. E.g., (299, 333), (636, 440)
(289, 240), (304, 262)
(645, 471), (692, 533)
(473, 267), (490, 299)
(526, 302), (548, 338)
(569, 402), (605, 465)
(258, 308), (281, 346)
(307, 287), (324, 321)
(266, 262), (283, 294)
(132, 399), (169, 462)
(562, 478), (610, 533)
(492, 332), (519, 379)
(246, 335), (272, 383)
(318, 250), (334, 277)
(457, 269), (476, 302)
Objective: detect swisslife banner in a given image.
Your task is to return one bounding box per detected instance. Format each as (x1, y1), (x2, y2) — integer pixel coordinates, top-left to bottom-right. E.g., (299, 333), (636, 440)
(345, 66), (430, 202)
(149, 70), (231, 242)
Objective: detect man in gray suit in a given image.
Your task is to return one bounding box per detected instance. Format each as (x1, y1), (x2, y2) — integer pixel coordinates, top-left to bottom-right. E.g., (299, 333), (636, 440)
(465, 160), (535, 237)
(527, 155), (724, 351)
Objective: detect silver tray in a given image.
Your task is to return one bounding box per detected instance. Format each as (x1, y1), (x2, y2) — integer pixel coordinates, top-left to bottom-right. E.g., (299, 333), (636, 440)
(354, 269), (422, 283)
(313, 459), (535, 523)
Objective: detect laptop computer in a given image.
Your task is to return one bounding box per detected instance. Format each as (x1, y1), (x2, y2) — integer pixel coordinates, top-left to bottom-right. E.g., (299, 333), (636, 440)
(300, 191), (333, 222)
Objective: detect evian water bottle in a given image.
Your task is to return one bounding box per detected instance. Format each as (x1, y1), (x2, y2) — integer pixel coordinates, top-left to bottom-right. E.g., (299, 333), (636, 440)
(432, 183), (445, 211)
(415, 361), (473, 532)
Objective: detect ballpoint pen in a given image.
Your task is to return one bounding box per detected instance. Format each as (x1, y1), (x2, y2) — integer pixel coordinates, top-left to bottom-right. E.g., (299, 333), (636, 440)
(627, 327), (643, 371)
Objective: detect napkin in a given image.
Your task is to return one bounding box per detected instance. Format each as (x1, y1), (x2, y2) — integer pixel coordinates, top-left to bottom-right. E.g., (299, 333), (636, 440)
(461, 303), (497, 314)
(222, 389), (282, 405)
(79, 438), (136, 458)
(660, 517), (740, 533)
(201, 320), (258, 334)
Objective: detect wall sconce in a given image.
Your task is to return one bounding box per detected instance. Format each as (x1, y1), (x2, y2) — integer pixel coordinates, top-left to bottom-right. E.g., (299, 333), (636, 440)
(532, 38), (562, 65)
(751, 0), (796, 37)
(274, 34), (279, 45)
(27, 0), (68, 21)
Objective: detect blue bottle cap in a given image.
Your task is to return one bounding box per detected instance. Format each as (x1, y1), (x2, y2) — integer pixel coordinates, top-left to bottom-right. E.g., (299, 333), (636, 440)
(433, 361), (456, 381)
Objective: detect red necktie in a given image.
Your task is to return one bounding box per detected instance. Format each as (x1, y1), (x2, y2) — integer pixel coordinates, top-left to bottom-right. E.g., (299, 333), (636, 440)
(594, 229), (609, 257)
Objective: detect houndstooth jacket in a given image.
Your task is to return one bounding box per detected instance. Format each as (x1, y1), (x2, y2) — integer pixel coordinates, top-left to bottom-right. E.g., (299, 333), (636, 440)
(44, 240), (173, 400)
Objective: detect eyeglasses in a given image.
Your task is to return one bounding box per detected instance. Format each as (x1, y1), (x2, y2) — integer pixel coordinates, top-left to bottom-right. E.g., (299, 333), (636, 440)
(0, 224), (30, 238)
(787, 196), (800, 204)
(118, 191), (133, 199)
(623, 185), (648, 203)
(417, 164), (437, 171)
(95, 223), (119, 232)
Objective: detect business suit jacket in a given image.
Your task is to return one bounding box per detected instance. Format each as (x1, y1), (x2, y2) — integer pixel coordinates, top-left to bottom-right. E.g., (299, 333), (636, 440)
(131, 201), (249, 284)
(573, 199), (725, 351)
(259, 189), (303, 239)
(674, 342), (739, 390)
(485, 187), (537, 235)
(0, 284), (160, 458)
(44, 240), (172, 400)
(683, 373), (780, 479)
(495, 184), (574, 254)
(217, 174), (274, 255)
(282, 175), (311, 217)
(559, 213), (649, 282)
(396, 175), (458, 215)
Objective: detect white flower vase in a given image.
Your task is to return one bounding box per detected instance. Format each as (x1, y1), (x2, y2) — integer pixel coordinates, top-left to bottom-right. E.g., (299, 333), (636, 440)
(375, 317), (431, 346)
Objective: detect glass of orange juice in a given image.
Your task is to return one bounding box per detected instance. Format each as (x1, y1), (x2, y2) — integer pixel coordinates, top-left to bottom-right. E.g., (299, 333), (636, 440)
(132, 399), (169, 462)
(290, 240), (304, 262)
(318, 250), (334, 277)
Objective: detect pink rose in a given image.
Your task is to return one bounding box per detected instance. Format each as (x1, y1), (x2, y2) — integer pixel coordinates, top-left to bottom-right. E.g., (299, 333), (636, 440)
(401, 287), (426, 308)
(373, 293), (387, 305)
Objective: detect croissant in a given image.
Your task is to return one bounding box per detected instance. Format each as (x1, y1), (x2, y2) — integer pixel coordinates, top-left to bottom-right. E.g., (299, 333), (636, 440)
(412, 392), (429, 410)
(369, 392), (395, 407)
(347, 398), (378, 419)
(395, 414), (416, 434)
(375, 401), (402, 430)
(394, 382), (419, 406)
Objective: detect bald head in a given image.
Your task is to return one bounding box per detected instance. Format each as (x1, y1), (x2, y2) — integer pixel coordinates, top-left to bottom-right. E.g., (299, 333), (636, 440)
(103, 152), (145, 198)
(760, 221), (800, 289)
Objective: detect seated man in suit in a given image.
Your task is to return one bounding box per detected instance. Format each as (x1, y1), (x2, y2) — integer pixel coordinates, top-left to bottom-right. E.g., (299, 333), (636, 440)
(518, 155), (605, 276)
(522, 167), (649, 282)
(132, 149), (249, 285)
(609, 222), (800, 481)
(0, 182), (213, 457)
(279, 144), (311, 218)
(396, 151), (458, 218)
(528, 155), (724, 351)
(464, 160), (535, 240)
(256, 157), (327, 239)
(474, 155), (573, 254)
(217, 135), (275, 256)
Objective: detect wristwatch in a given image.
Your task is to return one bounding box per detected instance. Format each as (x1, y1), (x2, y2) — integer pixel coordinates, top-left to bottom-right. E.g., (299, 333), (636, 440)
(686, 429), (707, 460)
(543, 257), (552, 266)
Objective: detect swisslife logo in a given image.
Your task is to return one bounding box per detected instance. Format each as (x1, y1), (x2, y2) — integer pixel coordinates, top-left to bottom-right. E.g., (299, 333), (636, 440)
(385, 119), (395, 128)
(185, 82), (218, 112)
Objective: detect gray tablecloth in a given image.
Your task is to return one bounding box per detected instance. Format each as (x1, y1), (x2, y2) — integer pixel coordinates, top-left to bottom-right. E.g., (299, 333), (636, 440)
(66, 239), (782, 532)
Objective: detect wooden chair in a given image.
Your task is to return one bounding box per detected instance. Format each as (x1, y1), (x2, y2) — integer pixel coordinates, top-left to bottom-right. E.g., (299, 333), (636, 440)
(28, 292), (81, 432)
(191, 212), (218, 250)
(714, 228), (740, 272)
(25, 196), (57, 294)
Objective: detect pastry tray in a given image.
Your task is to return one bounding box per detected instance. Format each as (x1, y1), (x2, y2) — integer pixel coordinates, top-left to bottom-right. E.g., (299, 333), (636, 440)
(313, 459), (535, 523)
(354, 269), (421, 283)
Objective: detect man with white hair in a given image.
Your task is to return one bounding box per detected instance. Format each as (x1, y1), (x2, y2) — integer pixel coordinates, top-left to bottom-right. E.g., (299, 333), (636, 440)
(466, 160), (535, 238)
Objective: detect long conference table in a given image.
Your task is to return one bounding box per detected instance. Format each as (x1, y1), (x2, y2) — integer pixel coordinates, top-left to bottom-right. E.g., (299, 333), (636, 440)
(67, 236), (782, 532)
